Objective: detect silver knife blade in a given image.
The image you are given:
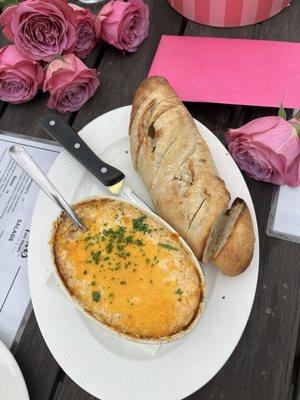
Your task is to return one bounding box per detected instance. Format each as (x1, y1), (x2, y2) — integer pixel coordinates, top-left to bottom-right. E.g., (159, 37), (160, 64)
(108, 180), (155, 213)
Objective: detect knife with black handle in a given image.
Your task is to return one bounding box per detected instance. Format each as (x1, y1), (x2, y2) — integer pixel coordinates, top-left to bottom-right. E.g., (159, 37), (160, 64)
(40, 114), (125, 188)
(39, 114), (153, 211)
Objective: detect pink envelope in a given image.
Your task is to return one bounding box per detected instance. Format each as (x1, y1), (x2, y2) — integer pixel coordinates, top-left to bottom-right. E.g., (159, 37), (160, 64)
(149, 35), (300, 109)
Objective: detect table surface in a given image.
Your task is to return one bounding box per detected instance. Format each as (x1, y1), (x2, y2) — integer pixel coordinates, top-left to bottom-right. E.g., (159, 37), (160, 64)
(1, 1), (300, 399)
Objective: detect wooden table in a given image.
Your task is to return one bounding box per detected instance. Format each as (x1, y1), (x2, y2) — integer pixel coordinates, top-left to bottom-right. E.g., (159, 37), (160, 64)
(1, 1), (300, 399)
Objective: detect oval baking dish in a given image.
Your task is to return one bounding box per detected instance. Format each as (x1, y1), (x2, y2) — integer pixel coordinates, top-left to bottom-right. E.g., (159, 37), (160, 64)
(50, 197), (205, 344)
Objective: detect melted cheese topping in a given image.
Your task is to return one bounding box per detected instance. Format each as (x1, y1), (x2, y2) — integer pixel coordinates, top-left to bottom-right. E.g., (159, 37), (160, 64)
(52, 199), (202, 339)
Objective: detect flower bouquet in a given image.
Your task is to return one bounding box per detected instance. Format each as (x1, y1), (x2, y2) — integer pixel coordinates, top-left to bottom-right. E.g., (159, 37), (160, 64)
(0, 0), (149, 112)
(226, 108), (300, 187)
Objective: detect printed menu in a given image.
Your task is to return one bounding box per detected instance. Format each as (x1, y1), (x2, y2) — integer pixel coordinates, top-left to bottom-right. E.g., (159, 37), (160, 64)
(0, 132), (60, 348)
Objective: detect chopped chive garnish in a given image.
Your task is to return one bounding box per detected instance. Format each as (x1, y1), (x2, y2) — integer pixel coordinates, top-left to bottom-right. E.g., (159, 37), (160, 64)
(92, 291), (101, 302)
(125, 235), (133, 244)
(158, 243), (179, 251)
(106, 242), (113, 253)
(91, 250), (101, 264)
(132, 215), (151, 233)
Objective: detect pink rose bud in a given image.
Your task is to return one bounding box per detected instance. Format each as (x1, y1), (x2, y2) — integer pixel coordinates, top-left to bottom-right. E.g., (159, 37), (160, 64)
(98, 0), (149, 53)
(0, 0), (77, 62)
(225, 116), (300, 187)
(69, 4), (98, 59)
(43, 54), (99, 113)
(0, 45), (44, 104)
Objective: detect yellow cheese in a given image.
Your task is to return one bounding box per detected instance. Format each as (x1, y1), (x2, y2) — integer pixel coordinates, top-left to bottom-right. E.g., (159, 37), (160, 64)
(52, 198), (203, 339)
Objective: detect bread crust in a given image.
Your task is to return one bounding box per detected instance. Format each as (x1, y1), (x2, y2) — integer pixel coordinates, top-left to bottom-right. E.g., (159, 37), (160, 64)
(129, 76), (230, 260)
(213, 205), (255, 276)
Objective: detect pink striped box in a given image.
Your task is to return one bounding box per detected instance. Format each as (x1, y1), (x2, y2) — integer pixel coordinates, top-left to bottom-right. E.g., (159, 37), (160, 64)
(168, 0), (291, 27)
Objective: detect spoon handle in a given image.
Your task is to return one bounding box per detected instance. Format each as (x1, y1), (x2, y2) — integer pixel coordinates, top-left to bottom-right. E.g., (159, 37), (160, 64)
(9, 144), (85, 231)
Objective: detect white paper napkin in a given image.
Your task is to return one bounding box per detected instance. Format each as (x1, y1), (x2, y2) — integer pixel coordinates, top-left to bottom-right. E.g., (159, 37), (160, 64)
(268, 185), (300, 243)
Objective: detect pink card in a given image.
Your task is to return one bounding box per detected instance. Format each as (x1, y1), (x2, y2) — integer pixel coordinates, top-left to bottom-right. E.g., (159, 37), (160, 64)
(149, 36), (300, 109)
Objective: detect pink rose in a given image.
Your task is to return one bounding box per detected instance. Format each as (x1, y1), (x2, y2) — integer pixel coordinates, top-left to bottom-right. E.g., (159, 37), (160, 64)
(225, 116), (300, 187)
(98, 0), (149, 52)
(43, 54), (99, 113)
(0, 45), (44, 104)
(69, 4), (98, 59)
(0, 0), (77, 62)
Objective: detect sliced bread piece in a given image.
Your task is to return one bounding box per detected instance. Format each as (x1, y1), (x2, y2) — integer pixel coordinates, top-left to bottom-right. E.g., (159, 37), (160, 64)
(203, 198), (255, 276)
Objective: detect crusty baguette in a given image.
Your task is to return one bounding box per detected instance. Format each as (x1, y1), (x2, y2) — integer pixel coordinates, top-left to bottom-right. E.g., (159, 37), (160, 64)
(203, 198), (255, 276)
(129, 76), (230, 260)
(129, 76), (254, 275)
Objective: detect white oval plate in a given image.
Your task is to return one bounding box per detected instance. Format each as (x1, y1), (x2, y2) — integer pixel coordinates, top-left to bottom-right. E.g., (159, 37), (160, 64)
(0, 340), (29, 400)
(28, 106), (259, 400)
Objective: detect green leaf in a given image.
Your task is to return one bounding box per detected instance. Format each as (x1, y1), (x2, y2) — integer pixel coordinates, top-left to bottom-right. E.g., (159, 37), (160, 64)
(278, 102), (287, 120)
(1, 0), (19, 8)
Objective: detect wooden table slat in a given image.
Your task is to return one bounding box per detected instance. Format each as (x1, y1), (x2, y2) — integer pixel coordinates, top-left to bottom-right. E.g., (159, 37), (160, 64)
(11, 311), (62, 400)
(53, 375), (97, 400)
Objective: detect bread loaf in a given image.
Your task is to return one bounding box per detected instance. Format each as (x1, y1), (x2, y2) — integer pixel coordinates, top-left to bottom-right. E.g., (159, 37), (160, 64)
(129, 76), (254, 276)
